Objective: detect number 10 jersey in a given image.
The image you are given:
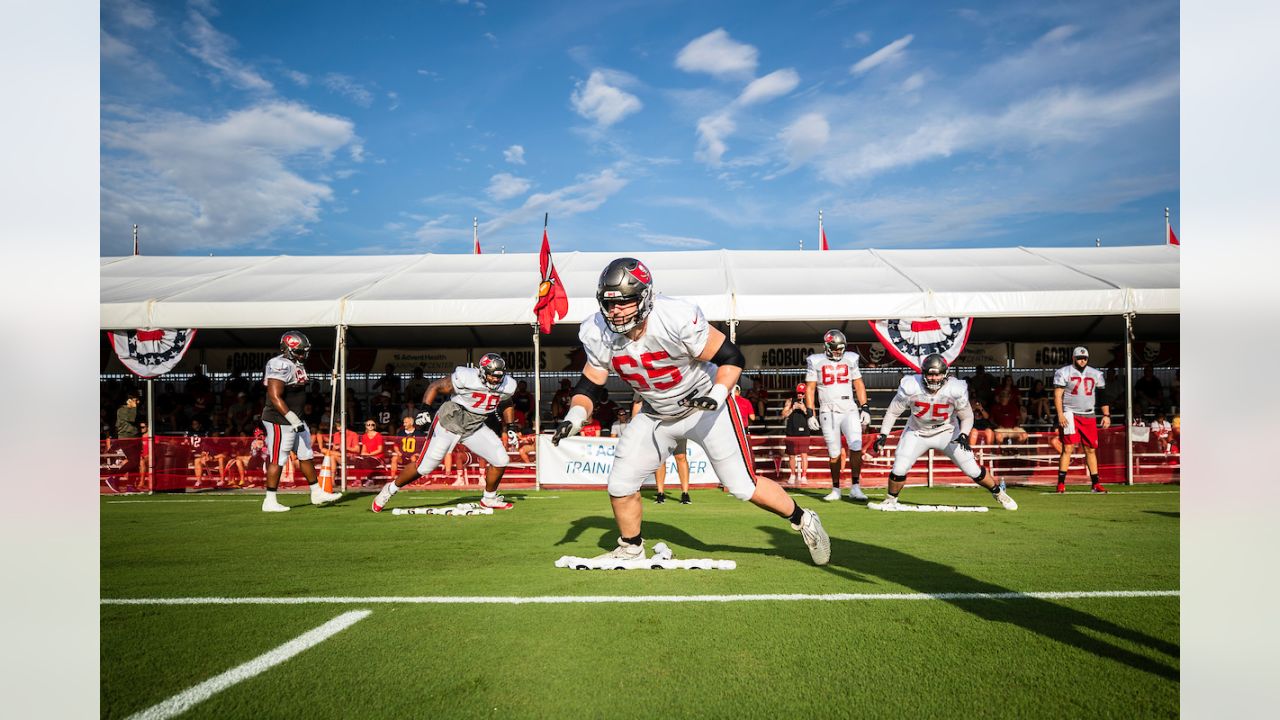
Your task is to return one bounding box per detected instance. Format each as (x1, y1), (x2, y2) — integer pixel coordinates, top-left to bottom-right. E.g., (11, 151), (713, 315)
(580, 295), (715, 420)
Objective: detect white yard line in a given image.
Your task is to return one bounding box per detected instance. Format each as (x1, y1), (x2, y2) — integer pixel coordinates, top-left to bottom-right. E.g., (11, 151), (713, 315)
(1037, 490), (1181, 495)
(125, 610), (371, 720)
(107, 499), (263, 504)
(103, 590), (1178, 606)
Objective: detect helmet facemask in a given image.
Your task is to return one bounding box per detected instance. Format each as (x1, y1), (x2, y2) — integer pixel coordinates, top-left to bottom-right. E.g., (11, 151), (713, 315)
(823, 330), (846, 361)
(597, 258), (654, 334)
(478, 353), (506, 390)
(921, 353), (949, 393)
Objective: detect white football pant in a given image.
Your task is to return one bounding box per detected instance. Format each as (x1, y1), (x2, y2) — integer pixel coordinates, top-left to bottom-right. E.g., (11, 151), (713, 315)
(416, 421), (509, 475)
(611, 400), (756, 500)
(891, 427), (980, 478)
(819, 408), (863, 458)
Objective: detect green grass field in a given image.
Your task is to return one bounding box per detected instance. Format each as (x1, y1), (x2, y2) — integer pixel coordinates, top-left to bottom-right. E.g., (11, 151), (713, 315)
(101, 485), (1179, 719)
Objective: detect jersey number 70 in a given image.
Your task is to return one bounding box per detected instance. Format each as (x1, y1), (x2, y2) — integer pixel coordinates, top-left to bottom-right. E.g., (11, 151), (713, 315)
(612, 351), (683, 391)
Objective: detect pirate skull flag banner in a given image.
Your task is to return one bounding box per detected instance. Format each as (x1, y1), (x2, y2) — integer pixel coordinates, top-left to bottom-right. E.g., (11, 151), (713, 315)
(868, 317), (973, 372)
(108, 329), (198, 378)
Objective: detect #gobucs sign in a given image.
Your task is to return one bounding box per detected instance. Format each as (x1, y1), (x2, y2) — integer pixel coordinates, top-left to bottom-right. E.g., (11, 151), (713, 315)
(868, 317), (973, 372)
(108, 328), (197, 378)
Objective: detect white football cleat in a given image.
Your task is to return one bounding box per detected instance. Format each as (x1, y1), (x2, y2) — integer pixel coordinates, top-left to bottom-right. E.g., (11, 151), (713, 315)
(596, 537), (646, 560)
(310, 486), (342, 505)
(822, 489), (841, 502)
(371, 483), (394, 513)
(479, 494), (514, 510)
(792, 509), (830, 566)
(880, 495), (900, 509)
(994, 490), (1019, 511)
(262, 498), (291, 513)
(848, 486), (868, 501)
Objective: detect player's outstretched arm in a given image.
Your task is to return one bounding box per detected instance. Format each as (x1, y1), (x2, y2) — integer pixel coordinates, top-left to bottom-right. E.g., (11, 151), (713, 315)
(423, 377), (453, 407)
(552, 364), (606, 445)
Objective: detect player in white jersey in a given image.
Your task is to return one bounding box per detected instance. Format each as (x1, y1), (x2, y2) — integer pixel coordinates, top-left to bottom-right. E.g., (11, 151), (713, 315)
(260, 331), (343, 512)
(552, 257), (831, 565)
(1052, 346), (1111, 494)
(805, 329), (872, 502)
(872, 354), (1017, 510)
(372, 353), (518, 512)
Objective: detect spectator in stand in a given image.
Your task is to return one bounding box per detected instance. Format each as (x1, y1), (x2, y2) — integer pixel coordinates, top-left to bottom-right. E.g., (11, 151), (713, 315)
(373, 363), (402, 402)
(1027, 379), (1050, 423)
(403, 366), (429, 406)
(227, 392), (254, 435)
(116, 390), (142, 477)
(517, 429), (538, 465)
(1053, 346), (1111, 493)
(189, 419), (229, 488)
(593, 387), (619, 429)
(970, 400), (997, 448)
(226, 428), (268, 488)
(745, 375), (768, 419)
(369, 391), (396, 432)
(551, 379), (573, 421)
(780, 383), (814, 485)
(1150, 412), (1173, 454)
(190, 395), (212, 429)
(732, 385), (757, 428)
(389, 415), (425, 478)
(137, 421), (151, 489)
(579, 414), (603, 437)
(353, 419), (387, 484)
(186, 366), (212, 398)
(1102, 368), (1127, 421)
(968, 365), (997, 407)
(989, 387), (1029, 445)
(318, 420), (361, 469)
(225, 369), (250, 399)
(512, 380), (533, 419)
(301, 400), (322, 429)
(1135, 364), (1165, 416)
(610, 407), (631, 438)
(997, 375), (1022, 406)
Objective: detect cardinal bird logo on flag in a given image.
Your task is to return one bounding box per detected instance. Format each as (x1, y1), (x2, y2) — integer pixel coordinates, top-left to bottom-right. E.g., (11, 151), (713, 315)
(868, 317), (973, 371)
(534, 223), (569, 334)
(108, 328), (198, 378)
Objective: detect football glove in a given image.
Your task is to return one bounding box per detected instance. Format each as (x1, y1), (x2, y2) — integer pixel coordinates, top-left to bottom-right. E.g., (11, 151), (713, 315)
(873, 433), (888, 454)
(859, 404), (872, 429)
(284, 411), (306, 434)
(414, 411), (432, 427)
(679, 394), (719, 412)
(807, 414), (821, 432)
(551, 420), (578, 446)
(955, 432), (971, 451)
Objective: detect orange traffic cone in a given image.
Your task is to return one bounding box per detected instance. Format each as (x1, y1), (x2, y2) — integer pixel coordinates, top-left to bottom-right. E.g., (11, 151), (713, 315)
(319, 454), (335, 494)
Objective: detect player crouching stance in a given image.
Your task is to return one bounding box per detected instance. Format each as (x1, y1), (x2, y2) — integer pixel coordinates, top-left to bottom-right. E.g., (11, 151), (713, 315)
(552, 257), (830, 565)
(261, 331), (343, 512)
(873, 354), (1017, 511)
(372, 353), (517, 512)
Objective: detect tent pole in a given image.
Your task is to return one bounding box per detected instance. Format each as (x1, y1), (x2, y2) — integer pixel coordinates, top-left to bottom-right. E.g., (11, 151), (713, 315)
(330, 324), (343, 493)
(532, 323), (542, 491)
(927, 449), (934, 488)
(339, 325), (348, 493)
(146, 377), (154, 494)
(1125, 313), (1134, 486)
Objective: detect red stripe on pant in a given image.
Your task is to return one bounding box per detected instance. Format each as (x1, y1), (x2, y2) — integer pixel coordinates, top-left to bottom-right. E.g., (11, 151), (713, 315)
(273, 423), (284, 465)
(726, 399), (757, 484)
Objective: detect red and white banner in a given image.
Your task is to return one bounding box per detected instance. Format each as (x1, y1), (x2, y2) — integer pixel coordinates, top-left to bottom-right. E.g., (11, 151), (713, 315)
(868, 317), (973, 372)
(108, 328), (197, 378)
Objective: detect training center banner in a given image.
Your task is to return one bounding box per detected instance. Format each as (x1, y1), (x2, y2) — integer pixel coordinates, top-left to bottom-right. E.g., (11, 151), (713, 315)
(869, 317), (974, 371)
(108, 329), (197, 378)
(537, 435), (721, 487)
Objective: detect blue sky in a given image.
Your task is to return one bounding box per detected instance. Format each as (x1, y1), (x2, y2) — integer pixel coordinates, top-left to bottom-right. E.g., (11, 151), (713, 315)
(100, 0), (1179, 256)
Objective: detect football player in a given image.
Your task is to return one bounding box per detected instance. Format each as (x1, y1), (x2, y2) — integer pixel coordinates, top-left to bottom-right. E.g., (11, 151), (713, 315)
(873, 353), (1017, 510)
(372, 353), (518, 512)
(552, 257), (830, 565)
(805, 329), (872, 501)
(1053, 346), (1111, 493)
(260, 331), (343, 512)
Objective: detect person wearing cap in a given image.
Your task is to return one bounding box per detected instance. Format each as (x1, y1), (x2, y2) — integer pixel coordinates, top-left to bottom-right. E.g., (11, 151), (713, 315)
(1053, 346), (1111, 493)
(369, 390), (396, 433)
(780, 382), (816, 485)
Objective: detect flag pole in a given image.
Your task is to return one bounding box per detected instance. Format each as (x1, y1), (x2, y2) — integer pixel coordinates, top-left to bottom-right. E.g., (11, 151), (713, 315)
(146, 377), (154, 494)
(534, 213), (551, 491)
(819, 209), (823, 252)
(473, 217), (479, 255)
(132, 224), (139, 256)
(1165, 207), (1170, 245)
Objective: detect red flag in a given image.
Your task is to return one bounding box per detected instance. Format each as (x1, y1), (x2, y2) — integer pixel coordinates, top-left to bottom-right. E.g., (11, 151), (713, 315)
(1167, 225), (1179, 246)
(534, 227), (568, 334)
(819, 226), (829, 251)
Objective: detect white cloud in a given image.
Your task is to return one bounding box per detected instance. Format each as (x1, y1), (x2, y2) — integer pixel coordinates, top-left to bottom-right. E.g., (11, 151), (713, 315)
(183, 8), (272, 91)
(101, 101), (360, 252)
(901, 72), (925, 92)
(487, 173), (532, 201)
(323, 73), (374, 107)
(387, 91), (400, 110)
(778, 113), (829, 171)
(737, 68), (800, 106)
(112, 0), (157, 29)
(571, 71), (642, 127)
(417, 68), (438, 78)
(504, 144), (526, 164)
(483, 32), (497, 43)
(850, 34), (913, 76)
(481, 168), (628, 236)
(675, 28), (758, 78)
(413, 215), (468, 246)
(695, 113), (735, 166)
(1037, 25), (1079, 45)
(284, 69), (310, 87)
(641, 233), (715, 249)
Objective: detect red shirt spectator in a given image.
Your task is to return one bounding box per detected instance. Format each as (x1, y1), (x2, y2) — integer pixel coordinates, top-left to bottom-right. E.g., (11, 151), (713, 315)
(359, 422), (385, 458)
(580, 418), (602, 437)
(989, 396), (1022, 429)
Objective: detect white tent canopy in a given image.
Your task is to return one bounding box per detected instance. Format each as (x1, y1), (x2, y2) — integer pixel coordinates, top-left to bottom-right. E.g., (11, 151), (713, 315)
(100, 245), (1178, 331)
